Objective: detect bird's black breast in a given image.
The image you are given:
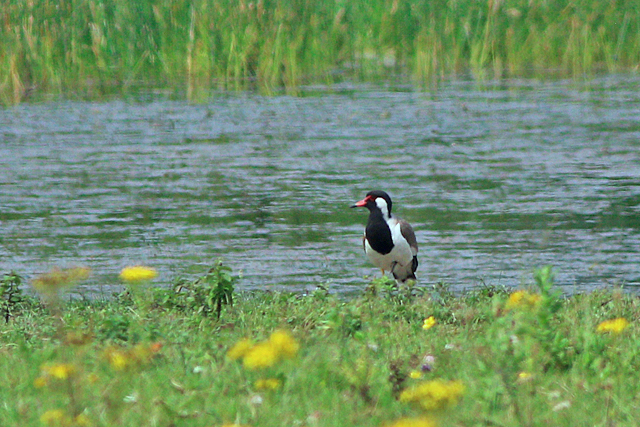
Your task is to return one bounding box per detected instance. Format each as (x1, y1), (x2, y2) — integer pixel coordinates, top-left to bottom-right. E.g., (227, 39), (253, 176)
(365, 219), (394, 255)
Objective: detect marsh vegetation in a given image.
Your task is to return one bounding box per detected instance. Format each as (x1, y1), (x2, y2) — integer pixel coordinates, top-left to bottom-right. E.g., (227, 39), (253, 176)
(2, 0), (639, 103)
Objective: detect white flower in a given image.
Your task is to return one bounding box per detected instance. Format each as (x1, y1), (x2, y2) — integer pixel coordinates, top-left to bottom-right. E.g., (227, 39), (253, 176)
(249, 394), (263, 406)
(124, 392), (138, 403)
(552, 401), (571, 412)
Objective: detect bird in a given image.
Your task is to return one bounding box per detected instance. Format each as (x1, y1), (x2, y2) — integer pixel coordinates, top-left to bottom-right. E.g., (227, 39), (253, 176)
(351, 190), (418, 283)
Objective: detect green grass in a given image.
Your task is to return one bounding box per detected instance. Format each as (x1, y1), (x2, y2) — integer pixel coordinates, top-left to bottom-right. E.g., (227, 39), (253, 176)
(1, 266), (639, 426)
(1, 0), (639, 104)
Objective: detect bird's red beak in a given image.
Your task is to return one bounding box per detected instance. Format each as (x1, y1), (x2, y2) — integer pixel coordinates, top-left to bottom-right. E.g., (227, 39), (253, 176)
(351, 196), (371, 208)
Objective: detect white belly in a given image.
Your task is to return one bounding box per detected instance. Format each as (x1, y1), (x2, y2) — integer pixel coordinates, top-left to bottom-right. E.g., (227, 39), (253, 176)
(364, 220), (413, 272)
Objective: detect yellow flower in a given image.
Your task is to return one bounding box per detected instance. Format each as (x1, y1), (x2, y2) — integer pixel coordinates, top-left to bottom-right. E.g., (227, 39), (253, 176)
(32, 267), (91, 294)
(268, 329), (299, 359)
(119, 266), (158, 282)
(383, 417), (437, 427)
(517, 371), (533, 381)
(229, 329), (299, 370)
(409, 370), (423, 379)
(227, 338), (255, 360)
(104, 347), (131, 371)
(42, 364), (76, 380)
(74, 414), (91, 426)
(34, 376), (48, 388)
(399, 379), (465, 411)
(242, 342), (279, 370)
(422, 316), (436, 330)
(505, 290), (542, 311)
(596, 317), (630, 334)
(110, 352), (129, 371)
(103, 343), (160, 371)
(40, 409), (70, 426)
(254, 378), (282, 390)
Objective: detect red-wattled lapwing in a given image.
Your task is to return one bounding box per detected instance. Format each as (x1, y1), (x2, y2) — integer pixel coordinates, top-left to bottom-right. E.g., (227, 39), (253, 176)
(351, 190), (418, 283)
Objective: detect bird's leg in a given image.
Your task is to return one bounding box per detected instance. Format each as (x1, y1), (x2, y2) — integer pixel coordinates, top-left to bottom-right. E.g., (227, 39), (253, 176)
(380, 269), (385, 277)
(390, 261), (398, 274)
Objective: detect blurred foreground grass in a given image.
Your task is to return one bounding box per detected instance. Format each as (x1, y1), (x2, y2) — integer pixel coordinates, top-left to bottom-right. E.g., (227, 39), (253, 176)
(0, 265), (639, 426)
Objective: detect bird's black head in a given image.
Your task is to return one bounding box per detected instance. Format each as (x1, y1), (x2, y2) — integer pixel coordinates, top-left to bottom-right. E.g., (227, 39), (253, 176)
(351, 190), (393, 215)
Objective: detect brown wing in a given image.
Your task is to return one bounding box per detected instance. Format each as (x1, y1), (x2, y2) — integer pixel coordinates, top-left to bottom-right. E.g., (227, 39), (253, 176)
(399, 219), (418, 255)
(400, 219), (419, 275)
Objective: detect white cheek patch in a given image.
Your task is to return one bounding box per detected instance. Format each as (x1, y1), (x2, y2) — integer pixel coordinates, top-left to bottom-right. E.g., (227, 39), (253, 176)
(375, 198), (390, 219)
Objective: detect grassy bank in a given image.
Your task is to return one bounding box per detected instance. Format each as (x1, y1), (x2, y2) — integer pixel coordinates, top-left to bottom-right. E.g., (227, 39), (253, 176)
(2, 0), (639, 104)
(0, 266), (639, 426)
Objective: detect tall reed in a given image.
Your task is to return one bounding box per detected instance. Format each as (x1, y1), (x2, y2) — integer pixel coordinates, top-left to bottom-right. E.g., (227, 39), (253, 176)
(1, 0), (638, 104)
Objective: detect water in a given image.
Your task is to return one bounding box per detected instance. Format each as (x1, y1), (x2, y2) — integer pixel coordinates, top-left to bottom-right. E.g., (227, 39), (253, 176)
(1, 76), (640, 296)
